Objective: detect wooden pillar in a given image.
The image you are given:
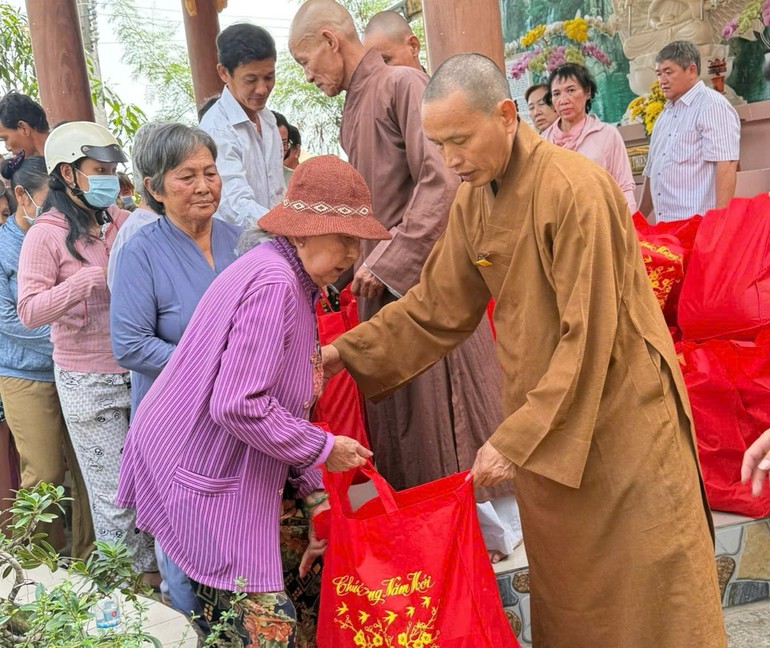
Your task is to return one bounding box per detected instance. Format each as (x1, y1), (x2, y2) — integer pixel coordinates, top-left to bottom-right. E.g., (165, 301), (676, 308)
(25, 0), (94, 124)
(182, 0), (223, 109)
(422, 0), (505, 74)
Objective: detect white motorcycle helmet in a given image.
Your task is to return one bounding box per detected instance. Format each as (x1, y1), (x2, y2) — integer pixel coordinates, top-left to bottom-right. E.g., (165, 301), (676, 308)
(44, 121), (127, 175)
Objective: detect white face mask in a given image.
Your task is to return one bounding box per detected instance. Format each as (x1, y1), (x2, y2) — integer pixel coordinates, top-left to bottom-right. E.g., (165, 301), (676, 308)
(23, 189), (43, 226)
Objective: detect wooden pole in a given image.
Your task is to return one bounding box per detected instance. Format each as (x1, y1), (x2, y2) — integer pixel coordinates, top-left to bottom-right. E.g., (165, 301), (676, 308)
(422, 0), (505, 74)
(181, 0), (223, 109)
(25, 0), (95, 124)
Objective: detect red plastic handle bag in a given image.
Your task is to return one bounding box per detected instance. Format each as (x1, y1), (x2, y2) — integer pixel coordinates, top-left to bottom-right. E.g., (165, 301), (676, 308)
(679, 333), (770, 517)
(312, 286), (370, 451)
(678, 193), (770, 341)
(316, 462), (519, 647)
(633, 211), (702, 332)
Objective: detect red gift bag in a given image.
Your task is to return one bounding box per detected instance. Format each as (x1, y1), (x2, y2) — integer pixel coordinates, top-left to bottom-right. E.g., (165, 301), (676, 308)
(678, 193), (770, 341)
(679, 334), (770, 517)
(312, 287), (370, 451)
(633, 212), (702, 330)
(316, 463), (519, 648)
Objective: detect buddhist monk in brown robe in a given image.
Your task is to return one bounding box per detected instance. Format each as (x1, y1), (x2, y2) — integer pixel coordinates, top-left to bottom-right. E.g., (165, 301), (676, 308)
(324, 53), (726, 648)
(289, 1), (512, 513)
(363, 11), (423, 71)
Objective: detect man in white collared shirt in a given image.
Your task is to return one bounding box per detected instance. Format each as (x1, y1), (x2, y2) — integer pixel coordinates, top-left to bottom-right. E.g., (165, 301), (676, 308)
(640, 40), (740, 222)
(200, 24), (285, 228)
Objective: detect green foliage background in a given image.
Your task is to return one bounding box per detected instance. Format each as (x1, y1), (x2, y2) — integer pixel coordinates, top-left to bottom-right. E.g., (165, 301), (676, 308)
(0, 3), (147, 151)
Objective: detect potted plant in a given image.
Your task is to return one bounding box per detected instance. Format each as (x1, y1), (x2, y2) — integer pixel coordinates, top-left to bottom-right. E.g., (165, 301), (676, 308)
(627, 80), (666, 135)
(0, 483), (187, 647)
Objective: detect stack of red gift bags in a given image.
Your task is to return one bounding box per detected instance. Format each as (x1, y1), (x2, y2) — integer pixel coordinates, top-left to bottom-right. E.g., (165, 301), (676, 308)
(634, 192), (770, 517)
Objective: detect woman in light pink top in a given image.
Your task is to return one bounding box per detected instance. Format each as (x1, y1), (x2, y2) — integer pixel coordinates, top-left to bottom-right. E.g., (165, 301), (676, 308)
(17, 122), (156, 576)
(542, 63), (637, 212)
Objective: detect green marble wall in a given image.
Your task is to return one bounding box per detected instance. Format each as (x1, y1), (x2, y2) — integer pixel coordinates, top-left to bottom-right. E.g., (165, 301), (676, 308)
(499, 0), (634, 123)
(728, 32), (770, 104)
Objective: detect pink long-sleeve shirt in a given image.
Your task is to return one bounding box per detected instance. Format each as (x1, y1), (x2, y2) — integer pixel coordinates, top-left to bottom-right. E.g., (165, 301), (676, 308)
(543, 114), (638, 212)
(17, 206), (128, 374)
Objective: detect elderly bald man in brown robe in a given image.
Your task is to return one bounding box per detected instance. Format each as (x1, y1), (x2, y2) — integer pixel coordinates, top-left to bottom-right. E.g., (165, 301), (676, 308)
(324, 53), (726, 648)
(363, 10), (423, 71)
(288, 1), (515, 516)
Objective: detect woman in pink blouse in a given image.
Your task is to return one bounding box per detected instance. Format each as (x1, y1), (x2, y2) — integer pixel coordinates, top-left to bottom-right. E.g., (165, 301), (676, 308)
(16, 122), (155, 577)
(541, 63), (638, 212)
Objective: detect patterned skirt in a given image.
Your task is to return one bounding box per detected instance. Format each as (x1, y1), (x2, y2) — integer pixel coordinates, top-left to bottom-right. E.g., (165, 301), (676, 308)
(193, 498), (322, 647)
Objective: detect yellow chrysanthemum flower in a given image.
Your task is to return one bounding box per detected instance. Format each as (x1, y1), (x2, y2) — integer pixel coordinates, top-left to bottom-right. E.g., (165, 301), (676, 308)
(521, 24), (546, 47)
(564, 17), (589, 42)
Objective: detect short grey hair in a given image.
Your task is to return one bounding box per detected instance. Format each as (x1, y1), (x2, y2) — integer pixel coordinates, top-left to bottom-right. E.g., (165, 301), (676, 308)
(132, 121), (218, 215)
(236, 226), (273, 255)
(424, 53), (511, 114)
(656, 40), (701, 76)
(131, 122), (164, 202)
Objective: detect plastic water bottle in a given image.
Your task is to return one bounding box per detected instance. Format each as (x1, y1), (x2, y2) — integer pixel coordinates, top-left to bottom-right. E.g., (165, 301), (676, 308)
(94, 593), (121, 630)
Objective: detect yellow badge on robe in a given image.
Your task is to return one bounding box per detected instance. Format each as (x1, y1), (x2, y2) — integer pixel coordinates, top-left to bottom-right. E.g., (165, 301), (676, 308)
(475, 253), (492, 267)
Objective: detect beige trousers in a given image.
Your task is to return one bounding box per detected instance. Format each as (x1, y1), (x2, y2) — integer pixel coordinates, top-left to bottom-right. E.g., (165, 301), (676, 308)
(0, 376), (94, 558)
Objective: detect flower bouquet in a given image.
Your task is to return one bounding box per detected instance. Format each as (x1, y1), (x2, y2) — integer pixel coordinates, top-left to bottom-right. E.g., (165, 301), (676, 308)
(506, 16), (615, 81)
(722, 0), (770, 41)
(627, 80), (665, 135)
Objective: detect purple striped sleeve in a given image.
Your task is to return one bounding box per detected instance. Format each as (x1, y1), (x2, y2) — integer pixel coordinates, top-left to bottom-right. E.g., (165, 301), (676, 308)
(208, 280), (329, 467)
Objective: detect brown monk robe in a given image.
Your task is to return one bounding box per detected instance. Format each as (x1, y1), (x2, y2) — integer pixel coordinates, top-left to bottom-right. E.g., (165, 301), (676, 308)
(290, 1), (508, 498)
(330, 53), (725, 647)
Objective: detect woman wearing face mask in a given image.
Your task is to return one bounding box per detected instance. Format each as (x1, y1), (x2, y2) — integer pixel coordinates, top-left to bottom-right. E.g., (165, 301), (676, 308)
(542, 63), (638, 212)
(17, 122), (156, 577)
(0, 152), (94, 557)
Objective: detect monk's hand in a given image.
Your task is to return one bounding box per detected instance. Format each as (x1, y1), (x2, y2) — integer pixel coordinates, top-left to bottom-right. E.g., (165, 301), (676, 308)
(325, 435), (373, 472)
(322, 344), (345, 381)
(742, 428), (770, 496)
(351, 265), (385, 299)
(299, 519), (328, 579)
(470, 441), (516, 488)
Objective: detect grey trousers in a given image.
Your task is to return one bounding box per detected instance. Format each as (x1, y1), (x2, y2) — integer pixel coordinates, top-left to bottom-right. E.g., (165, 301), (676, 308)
(54, 366), (155, 572)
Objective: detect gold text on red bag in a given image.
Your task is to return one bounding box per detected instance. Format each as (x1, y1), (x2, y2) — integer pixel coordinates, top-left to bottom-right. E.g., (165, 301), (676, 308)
(332, 570), (440, 647)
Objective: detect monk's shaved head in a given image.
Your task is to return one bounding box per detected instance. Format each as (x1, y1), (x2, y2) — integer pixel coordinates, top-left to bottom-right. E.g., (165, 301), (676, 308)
(364, 11), (412, 39)
(363, 10), (422, 70)
(425, 53), (511, 114)
(289, 0), (358, 46)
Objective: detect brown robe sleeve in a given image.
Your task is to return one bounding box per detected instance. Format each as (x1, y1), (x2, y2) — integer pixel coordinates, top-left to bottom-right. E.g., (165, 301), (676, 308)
(363, 75), (460, 296)
(334, 196), (490, 394)
(337, 168), (626, 489)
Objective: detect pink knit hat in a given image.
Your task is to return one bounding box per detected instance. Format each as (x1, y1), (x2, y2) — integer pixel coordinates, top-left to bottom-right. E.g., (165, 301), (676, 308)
(259, 155), (391, 240)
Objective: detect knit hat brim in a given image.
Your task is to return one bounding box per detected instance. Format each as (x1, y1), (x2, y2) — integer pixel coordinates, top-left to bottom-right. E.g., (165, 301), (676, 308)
(258, 197), (391, 240)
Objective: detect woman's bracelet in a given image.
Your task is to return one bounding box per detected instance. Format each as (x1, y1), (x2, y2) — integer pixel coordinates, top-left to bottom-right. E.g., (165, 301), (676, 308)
(304, 492), (329, 511)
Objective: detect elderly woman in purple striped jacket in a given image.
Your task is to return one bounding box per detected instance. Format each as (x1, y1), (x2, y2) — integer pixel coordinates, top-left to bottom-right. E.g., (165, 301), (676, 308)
(116, 155), (390, 647)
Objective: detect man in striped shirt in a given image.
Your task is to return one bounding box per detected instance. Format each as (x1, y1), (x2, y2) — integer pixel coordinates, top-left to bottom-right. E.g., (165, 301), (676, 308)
(640, 40), (740, 222)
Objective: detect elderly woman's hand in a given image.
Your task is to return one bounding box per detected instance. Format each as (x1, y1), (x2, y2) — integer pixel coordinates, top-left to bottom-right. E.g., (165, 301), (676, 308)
(742, 428), (770, 496)
(325, 435), (373, 472)
(299, 519), (328, 579)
